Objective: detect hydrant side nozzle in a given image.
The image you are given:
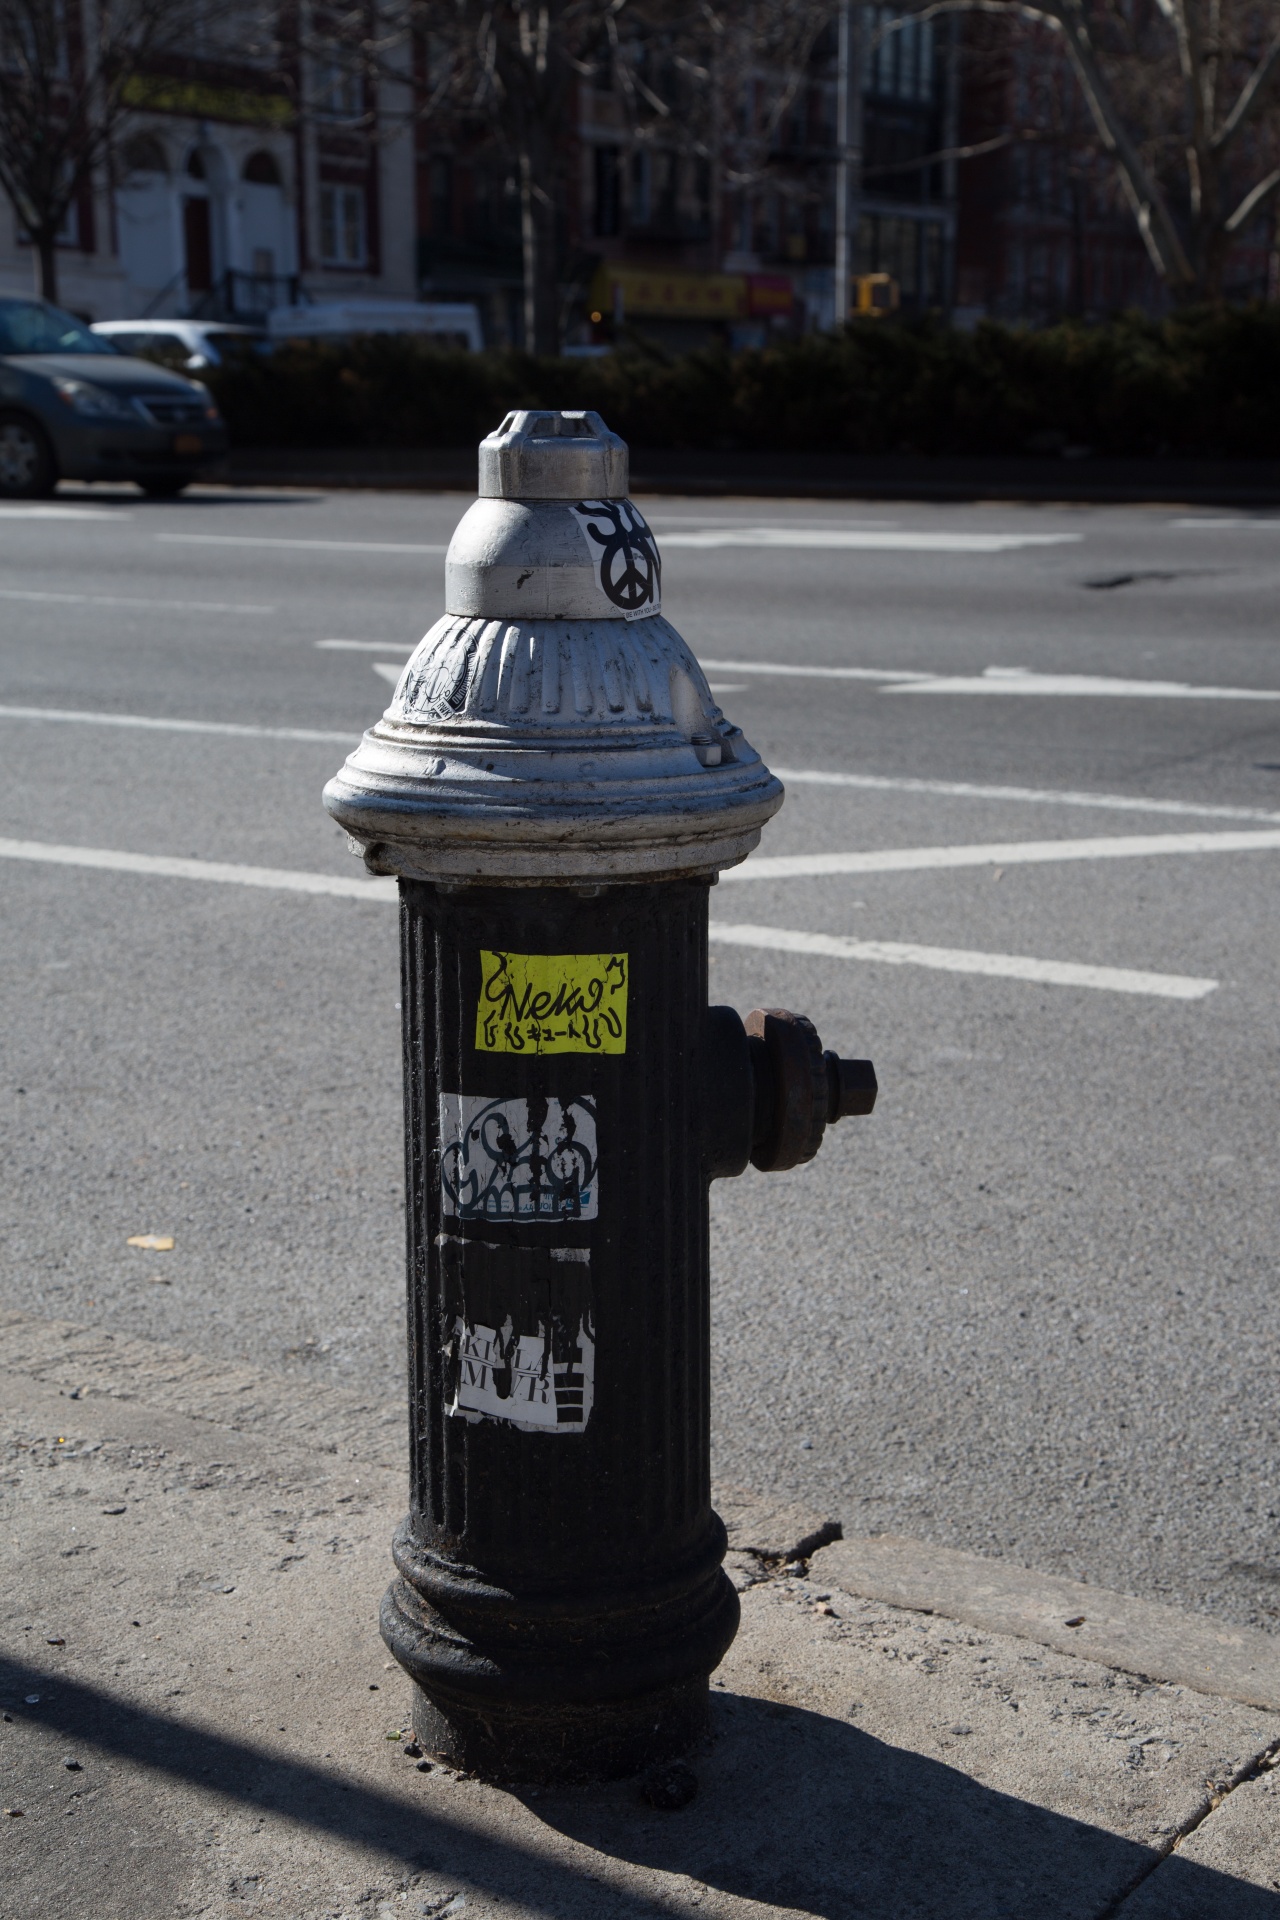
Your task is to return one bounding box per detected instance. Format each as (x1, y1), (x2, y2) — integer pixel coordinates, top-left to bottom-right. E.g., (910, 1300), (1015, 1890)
(745, 1007), (827, 1173)
(824, 1051), (878, 1122)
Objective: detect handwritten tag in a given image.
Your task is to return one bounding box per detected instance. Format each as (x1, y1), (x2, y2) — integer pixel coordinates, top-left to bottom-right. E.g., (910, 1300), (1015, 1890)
(475, 950), (628, 1055)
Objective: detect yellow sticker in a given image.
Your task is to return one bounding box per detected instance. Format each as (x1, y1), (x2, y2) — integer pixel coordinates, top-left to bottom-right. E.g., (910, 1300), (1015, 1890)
(476, 950), (628, 1055)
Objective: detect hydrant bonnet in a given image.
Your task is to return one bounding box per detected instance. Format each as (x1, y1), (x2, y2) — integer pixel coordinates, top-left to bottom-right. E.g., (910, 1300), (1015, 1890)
(322, 410), (784, 884)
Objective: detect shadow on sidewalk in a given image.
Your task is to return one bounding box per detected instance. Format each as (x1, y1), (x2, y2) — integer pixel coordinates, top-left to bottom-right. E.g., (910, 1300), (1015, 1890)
(4, 1656), (1276, 1919)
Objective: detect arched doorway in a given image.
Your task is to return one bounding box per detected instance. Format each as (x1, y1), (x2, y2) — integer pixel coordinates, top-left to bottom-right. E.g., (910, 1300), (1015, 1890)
(182, 147), (214, 295)
(181, 143), (231, 306)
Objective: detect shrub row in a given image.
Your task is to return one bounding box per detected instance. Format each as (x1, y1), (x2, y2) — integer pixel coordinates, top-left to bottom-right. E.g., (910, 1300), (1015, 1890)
(205, 306), (1280, 459)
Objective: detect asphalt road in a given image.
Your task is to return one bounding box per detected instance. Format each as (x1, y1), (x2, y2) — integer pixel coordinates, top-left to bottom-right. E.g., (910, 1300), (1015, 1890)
(2, 481), (1278, 1633)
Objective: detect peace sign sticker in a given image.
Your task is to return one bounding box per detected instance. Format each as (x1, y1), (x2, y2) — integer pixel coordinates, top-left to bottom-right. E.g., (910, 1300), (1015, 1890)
(570, 499), (662, 619)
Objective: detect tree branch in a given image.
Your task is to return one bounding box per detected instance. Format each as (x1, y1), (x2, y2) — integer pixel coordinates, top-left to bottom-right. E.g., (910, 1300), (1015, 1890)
(1225, 166), (1280, 233)
(862, 129), (1017, 176)
(1048, 0), (1196, 286)
(1212, 27), (1280, 153)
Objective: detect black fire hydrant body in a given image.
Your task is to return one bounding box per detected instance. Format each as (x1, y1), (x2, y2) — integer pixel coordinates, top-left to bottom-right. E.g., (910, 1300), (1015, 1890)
(324, 412), (874, 1783)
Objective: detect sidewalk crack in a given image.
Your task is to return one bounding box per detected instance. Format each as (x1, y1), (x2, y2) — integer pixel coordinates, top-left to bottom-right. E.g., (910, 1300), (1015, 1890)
(1096, 1733), (1280, 1919)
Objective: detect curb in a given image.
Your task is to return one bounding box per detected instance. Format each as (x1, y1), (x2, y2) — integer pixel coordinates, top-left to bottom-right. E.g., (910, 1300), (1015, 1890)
(814, 1535), (1280, 1715)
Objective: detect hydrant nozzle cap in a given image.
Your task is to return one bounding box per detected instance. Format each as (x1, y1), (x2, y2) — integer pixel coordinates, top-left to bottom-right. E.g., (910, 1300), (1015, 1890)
(479, 410), (627, 500)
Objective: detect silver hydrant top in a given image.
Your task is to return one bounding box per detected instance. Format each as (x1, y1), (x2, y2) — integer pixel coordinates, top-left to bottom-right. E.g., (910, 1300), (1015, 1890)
(323, 410), (783, 883)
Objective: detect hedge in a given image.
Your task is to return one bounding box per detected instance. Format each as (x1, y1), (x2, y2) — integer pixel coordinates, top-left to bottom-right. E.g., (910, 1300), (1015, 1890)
(204, 305), (1280, 460)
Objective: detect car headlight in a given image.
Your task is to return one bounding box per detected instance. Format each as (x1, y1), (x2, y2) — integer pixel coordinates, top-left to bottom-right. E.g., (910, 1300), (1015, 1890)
(50, 376), (135, 421)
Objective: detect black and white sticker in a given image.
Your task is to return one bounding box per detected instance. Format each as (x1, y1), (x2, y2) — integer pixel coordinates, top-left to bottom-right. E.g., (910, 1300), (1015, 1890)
(570, 498), (662, 619)
(439, 1093), (597, 1222)
(441, 1239), (594, 1434)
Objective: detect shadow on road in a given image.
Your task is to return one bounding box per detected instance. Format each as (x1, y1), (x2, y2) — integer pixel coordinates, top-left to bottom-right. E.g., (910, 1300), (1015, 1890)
(50, 483), (321, 507)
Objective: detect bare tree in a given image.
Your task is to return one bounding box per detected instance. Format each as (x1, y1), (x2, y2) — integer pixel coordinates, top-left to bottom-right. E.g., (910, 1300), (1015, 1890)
(396, 2), (837, 351)
(624, 0), (836, 264)
(0, 0), (205, 303)
(400, 1), (617, 353)
(903, 0), (1280, 300)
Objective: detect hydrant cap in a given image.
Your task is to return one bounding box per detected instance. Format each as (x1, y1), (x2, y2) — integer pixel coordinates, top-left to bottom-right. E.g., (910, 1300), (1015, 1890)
(479, 410), (627, 500)
(323, 411), (783, 885)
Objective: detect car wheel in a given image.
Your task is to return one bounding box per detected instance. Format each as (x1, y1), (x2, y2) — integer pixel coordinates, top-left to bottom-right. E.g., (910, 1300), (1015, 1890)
(0, 415), (57, 499)
(139, 476), (190, 499)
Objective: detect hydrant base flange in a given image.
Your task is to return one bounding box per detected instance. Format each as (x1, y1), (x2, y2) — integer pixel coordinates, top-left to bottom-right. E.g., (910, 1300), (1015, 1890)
(409, 1678), (712, 1786)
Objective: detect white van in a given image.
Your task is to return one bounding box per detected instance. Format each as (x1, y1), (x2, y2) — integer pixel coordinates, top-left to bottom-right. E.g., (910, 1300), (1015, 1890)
(90, 318), (264, 369)
(267, 300), (484, 351)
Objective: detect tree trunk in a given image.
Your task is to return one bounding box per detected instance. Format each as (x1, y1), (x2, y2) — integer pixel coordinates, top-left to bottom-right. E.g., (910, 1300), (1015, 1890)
(35, 230), (58, 305)
(520, 141), (560, 356)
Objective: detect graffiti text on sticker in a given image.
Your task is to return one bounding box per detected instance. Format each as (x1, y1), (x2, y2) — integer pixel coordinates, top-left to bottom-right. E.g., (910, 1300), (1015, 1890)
(450, 1315), (595, 1433)
(475, 949), (628, 1055)
(440, 1093), (598, 1222)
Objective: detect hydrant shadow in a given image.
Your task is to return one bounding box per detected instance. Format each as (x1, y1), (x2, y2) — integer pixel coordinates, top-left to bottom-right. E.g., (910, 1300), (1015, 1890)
(515, 1692), (1280, 1920)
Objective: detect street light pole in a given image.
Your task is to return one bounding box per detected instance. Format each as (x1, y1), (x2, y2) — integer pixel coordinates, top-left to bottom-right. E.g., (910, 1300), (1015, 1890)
(833, 0), (861, 327)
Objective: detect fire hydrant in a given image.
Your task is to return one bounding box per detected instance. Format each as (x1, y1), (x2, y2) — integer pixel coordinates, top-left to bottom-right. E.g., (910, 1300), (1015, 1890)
(324, 411), (876, 1783)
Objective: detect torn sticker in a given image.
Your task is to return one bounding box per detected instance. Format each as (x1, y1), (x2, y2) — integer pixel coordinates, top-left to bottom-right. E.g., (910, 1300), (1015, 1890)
(569, 499), (661, 619)
(475, 949), (627, 1055)
(441, 1239), (594, 1434)
(439, 1094), (597, 1222)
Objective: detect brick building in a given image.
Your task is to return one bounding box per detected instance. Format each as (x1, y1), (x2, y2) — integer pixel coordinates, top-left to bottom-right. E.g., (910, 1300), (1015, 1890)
(415, 12), (961, 351)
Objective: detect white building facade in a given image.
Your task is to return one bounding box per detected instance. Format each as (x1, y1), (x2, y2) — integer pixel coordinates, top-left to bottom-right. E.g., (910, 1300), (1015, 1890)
(0, 23), (416, 322)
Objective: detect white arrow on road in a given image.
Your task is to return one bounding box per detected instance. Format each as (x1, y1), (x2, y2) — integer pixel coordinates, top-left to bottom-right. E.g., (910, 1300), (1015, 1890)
(889, 666), (1280, 699)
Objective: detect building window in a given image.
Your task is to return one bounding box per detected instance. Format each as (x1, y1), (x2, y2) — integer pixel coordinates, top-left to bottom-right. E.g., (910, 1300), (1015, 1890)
(120, 134), (169, 177)
(923, 222), (943, 302)
(652, 150), (677, 229)
(430, 155), (452, 235)
(244, 150), (281, 186)
(594, 145), (620, 238)
(629, 150), (650, 227)
(319, 184), (367, 266)
(317, 55), (363, 119)
(870, 10), (935, 103)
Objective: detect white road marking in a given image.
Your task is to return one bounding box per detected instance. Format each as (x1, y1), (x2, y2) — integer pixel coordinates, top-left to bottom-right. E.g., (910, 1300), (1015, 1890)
(1, 701), (1272, 841)
(701, 659), (929, 682)
(708, 922), (1216, 1000)
(645, 514), (902, 530)
(773, 767), (1280, 826)
(317, 638), (410, 651)
(0, 504), (126, 519)
(659, 528), (1080, 553)
(0, 837), (396, 899)
(728, 828), (1280, 881)
(0, 704), (355, 744)
(0, 588), (275, 613)
(373, 662), (403, 686)
(156, 533), (449, 555)
(1169, 517), (1280, 528)
(0, 834), (1218, 1000)
(891, 666), (1280, 700)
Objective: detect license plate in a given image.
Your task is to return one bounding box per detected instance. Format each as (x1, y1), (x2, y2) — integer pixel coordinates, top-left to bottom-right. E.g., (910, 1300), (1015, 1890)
(173, 433), (203, 454)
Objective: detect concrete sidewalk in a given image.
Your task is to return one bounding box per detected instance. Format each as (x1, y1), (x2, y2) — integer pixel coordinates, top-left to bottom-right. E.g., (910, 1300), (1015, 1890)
(3, 1312), (1279, 1920)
